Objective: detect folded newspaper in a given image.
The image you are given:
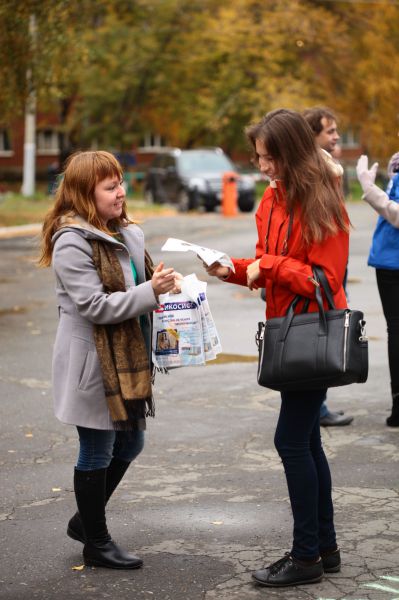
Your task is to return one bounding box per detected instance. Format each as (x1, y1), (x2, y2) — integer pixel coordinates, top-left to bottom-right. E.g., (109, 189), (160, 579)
(161, 237), (235, 272)
(152, 273), (222, 369)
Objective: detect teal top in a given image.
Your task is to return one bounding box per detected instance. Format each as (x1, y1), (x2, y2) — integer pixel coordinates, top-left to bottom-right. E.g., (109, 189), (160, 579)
(130, 257), (139, 285)
(115, 233), (139, 284)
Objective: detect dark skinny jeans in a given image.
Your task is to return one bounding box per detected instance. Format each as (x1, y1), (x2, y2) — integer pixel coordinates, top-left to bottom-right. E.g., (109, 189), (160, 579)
(274, 389), (336, 561)
(376, 268), (399, 398)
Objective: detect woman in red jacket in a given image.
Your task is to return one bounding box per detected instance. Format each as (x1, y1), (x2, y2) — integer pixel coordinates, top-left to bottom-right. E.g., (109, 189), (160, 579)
(205, 109), (349, 587)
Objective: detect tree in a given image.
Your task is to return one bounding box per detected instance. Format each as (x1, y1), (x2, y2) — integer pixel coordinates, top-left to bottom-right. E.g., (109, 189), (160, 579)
(1, 0), (398, 165)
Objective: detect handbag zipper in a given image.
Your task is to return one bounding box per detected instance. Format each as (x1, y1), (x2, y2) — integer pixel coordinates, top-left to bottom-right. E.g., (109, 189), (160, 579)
(343, 311), (350, 371)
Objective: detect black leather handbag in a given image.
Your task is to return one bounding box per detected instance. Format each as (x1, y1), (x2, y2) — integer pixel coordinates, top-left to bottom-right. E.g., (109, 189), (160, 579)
(256, 267), (369, 391)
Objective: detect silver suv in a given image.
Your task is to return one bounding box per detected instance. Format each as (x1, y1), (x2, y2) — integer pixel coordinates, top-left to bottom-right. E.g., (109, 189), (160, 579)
(143, 147), (256, 212)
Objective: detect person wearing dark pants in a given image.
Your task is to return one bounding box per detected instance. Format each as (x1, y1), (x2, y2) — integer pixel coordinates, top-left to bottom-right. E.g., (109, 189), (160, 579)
(357, 153), (399, 426)
(274, 390), (338, 562)
(203, 109), (348, 586)
(376, 269), (399, 425)
(39, 151), (177, 569)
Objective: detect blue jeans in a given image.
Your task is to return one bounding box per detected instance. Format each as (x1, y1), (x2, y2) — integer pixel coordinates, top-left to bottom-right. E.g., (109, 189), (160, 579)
(274, 389), (336, 560)
(76, 427), (145, 471)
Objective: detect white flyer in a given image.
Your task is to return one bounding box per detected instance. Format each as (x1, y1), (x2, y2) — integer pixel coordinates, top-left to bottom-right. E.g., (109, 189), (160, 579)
(161, 237), (235, 272)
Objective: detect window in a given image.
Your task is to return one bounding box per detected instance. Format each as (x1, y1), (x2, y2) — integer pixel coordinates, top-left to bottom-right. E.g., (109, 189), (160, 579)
(36, 129), (60, 155)
(340, 129), (360, 149)
(140, 132), (166, 149)
(0, 129), (13, 156)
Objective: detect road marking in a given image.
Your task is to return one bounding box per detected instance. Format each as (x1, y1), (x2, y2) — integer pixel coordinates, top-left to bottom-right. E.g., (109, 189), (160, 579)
(363, 582), (399, 593)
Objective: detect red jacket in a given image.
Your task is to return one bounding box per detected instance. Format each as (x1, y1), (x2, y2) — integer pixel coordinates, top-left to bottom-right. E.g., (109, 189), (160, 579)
(227, 182), (349, 319)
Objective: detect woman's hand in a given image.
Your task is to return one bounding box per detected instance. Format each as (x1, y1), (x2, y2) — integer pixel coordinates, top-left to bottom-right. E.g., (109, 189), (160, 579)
(246, 259), (261, 290)
(356, 155), (379, 193)
(151, 262), (176, 297)
(203, 261), (231, 280)
(170, 272), (184, 294)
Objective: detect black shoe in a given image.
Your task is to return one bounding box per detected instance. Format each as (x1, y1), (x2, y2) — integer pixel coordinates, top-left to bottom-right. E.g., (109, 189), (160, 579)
(320, 412), (354, 427)
(321, 548), (341, 573)
(84, 539), (143, 570)
(67, 512), (85, 543)
(387, 414), (399, 427)
(252, 553), (323, 587)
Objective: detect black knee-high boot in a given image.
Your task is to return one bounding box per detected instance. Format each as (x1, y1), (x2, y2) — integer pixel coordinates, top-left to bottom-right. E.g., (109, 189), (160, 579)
(68, 457), (131, 543)
(73, 467), (142, 569)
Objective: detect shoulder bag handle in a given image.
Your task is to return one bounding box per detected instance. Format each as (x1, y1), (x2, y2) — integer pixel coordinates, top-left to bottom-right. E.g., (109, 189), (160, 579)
(313, 266), (336, 310)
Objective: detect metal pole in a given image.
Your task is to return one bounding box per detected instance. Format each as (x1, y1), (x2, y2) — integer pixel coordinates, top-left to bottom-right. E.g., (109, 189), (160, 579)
(21, 14), (36, 197)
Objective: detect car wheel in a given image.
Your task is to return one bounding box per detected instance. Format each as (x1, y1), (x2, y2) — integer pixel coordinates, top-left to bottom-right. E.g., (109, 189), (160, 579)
(144, 186), (158, 204)
(238, 194), (255, 213)
(177, 189), (191, 212)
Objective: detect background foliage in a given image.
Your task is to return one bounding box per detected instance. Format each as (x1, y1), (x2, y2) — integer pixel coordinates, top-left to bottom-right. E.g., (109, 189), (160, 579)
(1, 0), (398, 162)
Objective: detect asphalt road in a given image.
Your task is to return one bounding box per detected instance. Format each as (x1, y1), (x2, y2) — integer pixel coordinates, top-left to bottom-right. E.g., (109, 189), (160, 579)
(0, 203), (398, 600)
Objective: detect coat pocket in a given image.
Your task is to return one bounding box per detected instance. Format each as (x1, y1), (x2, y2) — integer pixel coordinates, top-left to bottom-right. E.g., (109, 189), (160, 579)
(68, 337), (102, 392)
(78, 349), (99, 391)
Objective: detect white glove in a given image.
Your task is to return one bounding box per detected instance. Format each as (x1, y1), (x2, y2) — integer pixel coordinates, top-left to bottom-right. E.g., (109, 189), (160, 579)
(356, 155), (379, 193)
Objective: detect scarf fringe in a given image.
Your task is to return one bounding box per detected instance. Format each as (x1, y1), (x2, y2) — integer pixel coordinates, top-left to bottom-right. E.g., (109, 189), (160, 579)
(112, 396), (155, 430)
(151, 365), (169, 384)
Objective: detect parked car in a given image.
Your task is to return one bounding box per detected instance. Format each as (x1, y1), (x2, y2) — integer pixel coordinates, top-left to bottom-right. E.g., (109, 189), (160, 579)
(143, 147), (256, 212)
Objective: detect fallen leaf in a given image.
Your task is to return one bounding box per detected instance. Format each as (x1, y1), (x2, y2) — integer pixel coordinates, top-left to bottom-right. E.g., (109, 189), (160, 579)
(72, 565), (85, 571)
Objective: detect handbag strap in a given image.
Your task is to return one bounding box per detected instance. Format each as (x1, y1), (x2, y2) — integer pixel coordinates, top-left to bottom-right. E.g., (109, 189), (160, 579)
(313, 266), (336, 310)
(264, 192), (294, 256)
(280, 266), (335, 342)
(279, 287), (327, 342)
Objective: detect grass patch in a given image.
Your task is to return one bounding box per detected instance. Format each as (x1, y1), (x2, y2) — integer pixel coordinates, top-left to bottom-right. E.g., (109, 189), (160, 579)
(0, 193), (53, 227)
(0, 192), (176, 227)
(347, 179), (363, 202)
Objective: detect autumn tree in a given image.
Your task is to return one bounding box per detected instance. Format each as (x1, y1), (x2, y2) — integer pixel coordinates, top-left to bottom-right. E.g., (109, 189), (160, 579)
(1, 0), (398, 163)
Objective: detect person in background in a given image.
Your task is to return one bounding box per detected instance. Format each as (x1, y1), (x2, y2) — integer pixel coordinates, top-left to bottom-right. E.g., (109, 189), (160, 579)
(203, 109), (348, 587)
(357, 152), (399, 427)
(39, 151), (177, 569)
(303, 106), (354, 427)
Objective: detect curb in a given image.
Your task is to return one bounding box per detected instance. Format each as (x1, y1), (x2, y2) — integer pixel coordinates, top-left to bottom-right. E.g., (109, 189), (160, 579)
(0, 223), (42, 239)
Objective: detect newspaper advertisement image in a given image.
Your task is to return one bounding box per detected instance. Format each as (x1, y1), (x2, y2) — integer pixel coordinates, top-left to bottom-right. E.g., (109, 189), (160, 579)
(152, 274), (222, 369)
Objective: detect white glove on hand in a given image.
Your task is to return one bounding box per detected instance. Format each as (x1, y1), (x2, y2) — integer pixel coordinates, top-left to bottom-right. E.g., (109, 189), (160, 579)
(356, 155), (379, 193)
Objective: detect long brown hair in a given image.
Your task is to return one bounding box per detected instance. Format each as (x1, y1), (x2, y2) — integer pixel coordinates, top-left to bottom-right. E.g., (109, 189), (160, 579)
(246, 109), (348, 244)
(38, 151), (132, 267)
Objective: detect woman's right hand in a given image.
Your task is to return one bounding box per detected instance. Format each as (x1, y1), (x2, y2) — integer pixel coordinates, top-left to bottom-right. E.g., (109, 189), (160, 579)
(152, 262), (177, 297)
(356, 155), (379, 193)
(204, 261), (231, 280)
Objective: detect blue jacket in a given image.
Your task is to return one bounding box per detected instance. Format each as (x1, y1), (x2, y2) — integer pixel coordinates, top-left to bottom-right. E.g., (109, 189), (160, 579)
(368, 172), (399, 270)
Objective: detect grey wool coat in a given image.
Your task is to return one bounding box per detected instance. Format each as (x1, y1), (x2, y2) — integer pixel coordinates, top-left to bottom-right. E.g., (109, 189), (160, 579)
(51, 219), (159, 430)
